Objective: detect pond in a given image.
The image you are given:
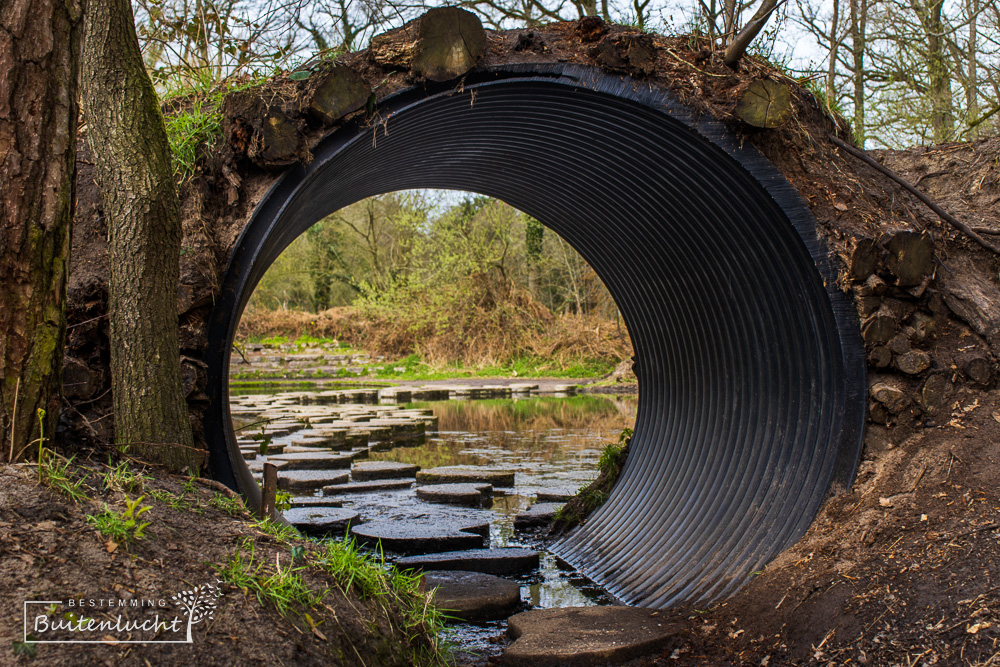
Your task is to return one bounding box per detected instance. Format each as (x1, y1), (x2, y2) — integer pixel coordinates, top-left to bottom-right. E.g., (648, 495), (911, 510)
(230, 388), (637, 658)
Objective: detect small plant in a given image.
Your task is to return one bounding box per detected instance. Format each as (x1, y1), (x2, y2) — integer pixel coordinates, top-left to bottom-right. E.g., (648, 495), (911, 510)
(85, 495), (153, 544)
(216, 539), (324, 617)
(148, 488), (198, 512)
(253, 517), (299, 543)
(208, 492), (246, 517)
(102, 459), (149, 495)
(37, 451), (88, 503)
(12, 635), (37, 658)
(275, 490), (292, 512)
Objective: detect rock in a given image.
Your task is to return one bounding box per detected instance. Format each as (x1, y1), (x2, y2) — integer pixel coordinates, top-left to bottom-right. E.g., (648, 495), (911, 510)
(283, 507), (360, 536)
(267, 451), (354, 470)
(514, 503), (563, 529)
(351, 520), (488, 555)
(289, 496), (344, 508)
(503, 607), (678, 667)
(417, 467), (516, 487)
(277, 470), (350, 492)
(420, 570), (522, 622)
(396, 548), (540, 576)
(870, 381), (910, 413)
(536, 489), (577, 503)
(416, 483), (492, 507)
(351, 461), (420, 481)
(895, 350), (931, 375)
(322, 479), (414, 494)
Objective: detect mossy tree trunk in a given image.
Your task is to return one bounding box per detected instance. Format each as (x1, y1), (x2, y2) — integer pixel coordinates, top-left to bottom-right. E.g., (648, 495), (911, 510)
(81, 0), (197, 471)
(0, 0), (82, 461)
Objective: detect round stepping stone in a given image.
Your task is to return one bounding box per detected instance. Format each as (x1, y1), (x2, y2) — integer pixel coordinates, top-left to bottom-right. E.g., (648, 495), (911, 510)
(420, 571), (521, 622)
(283, 507), (360, 537)
(277, 470), (349, 492)
(536, 489), (576, 503)
(289, 496), (344, 508)
(396, 548), (540, 576)
(268, 451), (353, 470)
(352, 461), (420, 481)
(416, 483), (492, 507)
(322, 479), (414, 495)
(351, 520), (488, 555)
(248, 459), (289, 473)
(503, 607), (677, 666)
(416, 467), (515, 487)
(514, 503), (563, 529)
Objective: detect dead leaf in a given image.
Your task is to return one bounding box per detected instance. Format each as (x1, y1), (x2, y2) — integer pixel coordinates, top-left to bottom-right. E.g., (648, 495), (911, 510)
(106, 541), (118, 554)
(879, 497), (892, 507)
(834, 202), (848, 212)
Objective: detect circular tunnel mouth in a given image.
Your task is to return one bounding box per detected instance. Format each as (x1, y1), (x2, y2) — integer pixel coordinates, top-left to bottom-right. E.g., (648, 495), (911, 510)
(204, 64), (866, 609)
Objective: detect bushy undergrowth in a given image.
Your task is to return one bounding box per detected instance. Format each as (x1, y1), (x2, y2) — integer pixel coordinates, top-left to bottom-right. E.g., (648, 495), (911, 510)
(236, 276), (632, 370)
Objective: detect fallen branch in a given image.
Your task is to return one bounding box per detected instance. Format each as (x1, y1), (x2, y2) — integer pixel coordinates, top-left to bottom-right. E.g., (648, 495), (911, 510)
(829, 134), (1000, 256)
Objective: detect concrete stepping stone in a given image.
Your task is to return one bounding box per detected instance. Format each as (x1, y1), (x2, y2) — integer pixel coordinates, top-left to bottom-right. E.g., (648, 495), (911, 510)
(277, 470), (349, 492)
(283, 507), (360, 537)
(248, 459), (289, 473)
(396, 548), (540, 576)
(502, 607), (677, 666)
(536, 489), (576, 503)
(416, 483), (492, 507)
(420, 570), (522, 622)
(351, 520), (489, 555)
(417, 467), (515, 487)
(289, 495), (343, 508)
(514, 503), (563, 529)
(268, 451), (353, 470)
(352, 461), (419, 481)
(322, 479), (414, 495)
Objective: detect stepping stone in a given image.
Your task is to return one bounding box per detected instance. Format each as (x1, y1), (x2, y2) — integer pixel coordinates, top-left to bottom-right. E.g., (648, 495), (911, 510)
(351, 520), (489, 555)
(283, 507), (360, 537)
(248, 459), (289, 473)
(268, 451), (353, 470)
(514, 503), (563, 529)
(417, 467), (515, 487)
(396, 548), (540, 576)
(289, 496), (344, 508)
(322, 479), (414, 495)
(277, 470), (349, 492)
(420, 570), (521, 622)
(352, 461), (419, 481)
(536, 489), (576, 503)
(416, 483), (492, 507)
(503, 607), (678, 666)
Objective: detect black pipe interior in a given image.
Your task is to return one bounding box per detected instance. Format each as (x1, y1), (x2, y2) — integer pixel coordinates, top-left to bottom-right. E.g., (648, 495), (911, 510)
(203, 64), (866, 608)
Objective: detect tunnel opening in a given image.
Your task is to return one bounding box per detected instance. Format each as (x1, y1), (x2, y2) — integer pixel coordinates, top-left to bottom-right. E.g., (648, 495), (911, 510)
(204, 63), (866, 609)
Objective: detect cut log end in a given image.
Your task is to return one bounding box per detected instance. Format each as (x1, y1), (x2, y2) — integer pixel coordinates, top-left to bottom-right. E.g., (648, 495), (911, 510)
(309, 66), (370, 125)
(884, 230), (935, 287)
(735, 80), (792, 129)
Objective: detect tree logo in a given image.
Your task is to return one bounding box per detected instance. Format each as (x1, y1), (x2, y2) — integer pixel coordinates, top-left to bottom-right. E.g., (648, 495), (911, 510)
(171, 581), (223, 643)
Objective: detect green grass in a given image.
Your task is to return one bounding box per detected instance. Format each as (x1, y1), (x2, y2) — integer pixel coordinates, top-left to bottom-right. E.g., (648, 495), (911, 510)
(101, 459), (150, 495)
(217, 538), (325, 617)
(208, 492), (247, 517)
(85, 495), (153, 545)
(369, 354), (617, 381)
(37, 452), (88, 503)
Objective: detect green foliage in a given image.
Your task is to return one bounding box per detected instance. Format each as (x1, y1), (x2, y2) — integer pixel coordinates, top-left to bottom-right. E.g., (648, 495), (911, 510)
(37, 451), (88, 504)
(275, 491), (293, 512)
(101, 459), (150, 495)
(253, 517), (299, 543)
(217, 538), (324, 617)
(598, 427), (632, 476)
(209, 492), (247, 516)
(148, 487), (199, 511)
(85, 495), (153, 544)
(12, 635), (37, 658)
(164, 97), (222, 183)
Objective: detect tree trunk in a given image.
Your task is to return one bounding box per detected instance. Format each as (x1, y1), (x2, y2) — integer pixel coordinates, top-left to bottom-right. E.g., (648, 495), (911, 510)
(0, 0), (82, 461)
(921, 0), (954, 143)
(81, 0), (198, 471)
(849, 0), (868, 146)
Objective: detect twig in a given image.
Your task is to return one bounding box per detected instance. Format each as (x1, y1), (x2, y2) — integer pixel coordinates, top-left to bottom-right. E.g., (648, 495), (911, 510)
(829, 134), (1000, 256)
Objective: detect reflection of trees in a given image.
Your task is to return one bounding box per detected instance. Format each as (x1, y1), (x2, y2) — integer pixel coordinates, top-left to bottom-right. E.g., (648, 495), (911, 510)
(372, 396), (637, 469)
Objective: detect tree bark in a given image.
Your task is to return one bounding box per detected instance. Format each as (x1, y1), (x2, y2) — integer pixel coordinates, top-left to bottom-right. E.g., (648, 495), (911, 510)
(0, 0), (82, 460)
(848, 0), (867, 146)
(81, 0), (197, 471)
(918, 0), (954, 143)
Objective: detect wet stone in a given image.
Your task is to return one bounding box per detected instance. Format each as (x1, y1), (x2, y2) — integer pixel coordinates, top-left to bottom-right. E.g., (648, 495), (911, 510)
(289, 495), (344, 508)
(352, 461), (420, 481)
(351, 520), (489, 555)
(417, 467), (516, 487)
(267, 451), (354, 470)
(248, 459), (289, 473)
(503, 607), (678, 666)
(322, 479), (414, 495)
(416, 483), (493, 507)
(277, 470), (350, 492)
(420, 570), (522, 622)
(536, 489), (576, 503)
(396, 548), (540, 576)
(283, 507), (360, 537)
(514, 503), (563, 529)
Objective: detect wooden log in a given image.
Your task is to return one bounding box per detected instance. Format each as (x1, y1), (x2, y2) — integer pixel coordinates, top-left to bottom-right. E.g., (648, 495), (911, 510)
(849, 237), (880, 282)
(868, 346), (892, 369)
(910, 312), (937, 343)
(261, 462), (278, 519)
(591, 34), (658, 74)
(862, 307), (897, 347)
(895, 350), (931, 375)
(734, 80), (792, 129)
(957, 351), (992, 384)
(257, 108), (301, 164)
(920, 373), (953, 413)
(870, 381), (910, 413)
(858, 273), (887, 296)
(884, 230), (934, 287)
(370, 8), (486, 83)
(887, 334), (910, 355)
(308, 66), (370, 126)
